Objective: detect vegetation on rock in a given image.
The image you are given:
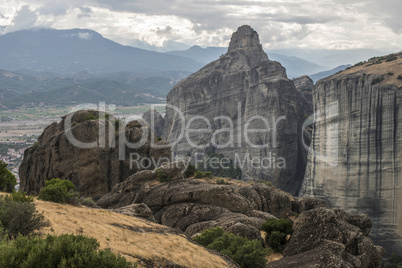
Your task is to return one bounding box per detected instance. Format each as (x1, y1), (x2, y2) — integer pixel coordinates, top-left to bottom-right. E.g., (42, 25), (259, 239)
(193, 227), (267, 268)
(261, 218), (293, 253)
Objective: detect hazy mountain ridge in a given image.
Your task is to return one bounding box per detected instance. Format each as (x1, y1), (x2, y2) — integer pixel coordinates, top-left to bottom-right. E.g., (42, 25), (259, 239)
(0, 28), (203, 75)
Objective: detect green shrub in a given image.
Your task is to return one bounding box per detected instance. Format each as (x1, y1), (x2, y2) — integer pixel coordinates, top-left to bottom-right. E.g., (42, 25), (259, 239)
(371, 76), (384, 85)
(197, 153), (242, 179)
(398, 75), (402, 80)
(385, 55), (398, 62)
(80, 197), (100, 208)
(383, 252), (402, 268)
(38, 179), (78, 204)
(388, 72), (394, 76)
(193, 227), (267, 268)
(0, 233), (134, 267)
(261, 218), (293, 236)
(195, 170), (205, 178)
(0, 160), (17, 193)
(0, 196), (49, 238)
(183, 164), (197, 178)
(157, 136), (162, 141)
(82, 112), (97, 122)
(216, 178), (227, 185)
(9, 191), (34, 203)
(266, 231), (287, 253)
(155, 169), (171, 183)
(204, 171), (213, 178)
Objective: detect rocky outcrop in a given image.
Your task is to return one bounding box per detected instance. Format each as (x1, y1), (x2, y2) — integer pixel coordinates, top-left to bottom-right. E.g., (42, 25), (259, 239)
(19, 110), (171, 199)
(293, 75), (314, 115)
(110, 203), (156, 222)
(97, 168), (325, 241)
(300, 53), (402, 254)
(268, 208), (384, 268)
(142, 109), (165, 138)
(163, 25), (310, 195)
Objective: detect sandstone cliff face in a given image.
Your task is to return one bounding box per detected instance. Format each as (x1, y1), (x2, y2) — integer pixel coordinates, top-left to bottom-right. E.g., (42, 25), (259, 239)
(300, 53), (402, 254)
(19, 110), (171, 199)
(163, 25), (310, 195)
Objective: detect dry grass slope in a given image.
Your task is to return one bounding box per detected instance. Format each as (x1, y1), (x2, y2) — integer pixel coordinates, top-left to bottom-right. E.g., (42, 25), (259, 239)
(33, 199), (232, 268)
(329, 52), (402, 87)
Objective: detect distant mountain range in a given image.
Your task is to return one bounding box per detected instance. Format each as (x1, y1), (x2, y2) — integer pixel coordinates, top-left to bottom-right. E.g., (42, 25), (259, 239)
(0, 28), (395, 108)
(0, 28), (203, 75)
(309, 64), (352, 83)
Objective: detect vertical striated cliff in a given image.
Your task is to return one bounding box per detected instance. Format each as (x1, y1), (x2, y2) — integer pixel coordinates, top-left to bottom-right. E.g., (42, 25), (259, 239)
(163, 25), (310, 194)
(300, 53), (402, 253)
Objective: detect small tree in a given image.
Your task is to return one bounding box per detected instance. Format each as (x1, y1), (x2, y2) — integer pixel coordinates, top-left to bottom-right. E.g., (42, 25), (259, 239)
(38, 179), (77, 204)
(0, 195), (49, 238)
(0, 160), (17, 193)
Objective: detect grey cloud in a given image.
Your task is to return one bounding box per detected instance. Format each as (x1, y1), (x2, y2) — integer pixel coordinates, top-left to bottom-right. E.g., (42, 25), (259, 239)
(5, 5), (38, 33)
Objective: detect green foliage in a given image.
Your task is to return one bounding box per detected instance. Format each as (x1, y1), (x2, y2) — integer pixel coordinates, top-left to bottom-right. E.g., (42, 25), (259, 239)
(216, 178), (228, 185)
(9, 191), (34, 203)
(193, 227), (267, 268)
(0, 195), (49, 238)
(371, 76), (384, 85)
(266, 231), (287, 253)
(32, 141), (39, 150)
(261, 181), (273, 187)
(388, 72), (394, 76)
(183, 163), (197, 178)
(204, 171), (213, 178)
(383, 253), (402, 268)
(261, 218), (293, 236)
(156, 136), (162, 141)
(198, 153), (242, 179)
(71, 121), (78, 127)
(398, 75), (402, 80)
(385, 55), (398, 62)
(38, 178), (77, 204)
(155, 169), (171, 183)
(195, 170), (206, 178)
(0, 160), (17, 193)
(82, 112), (97, 122)
(0, 233), (134, 267)
(79, 197), (100, 208)
(262, 218), (293, 253)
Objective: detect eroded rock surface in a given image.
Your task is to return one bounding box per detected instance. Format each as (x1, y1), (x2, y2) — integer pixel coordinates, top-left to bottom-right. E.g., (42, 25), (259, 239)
(300, 53), (402, 253)
(162, 25), (311, 195)
(268, 208), (384, 268)
(19, 110), (171, 199)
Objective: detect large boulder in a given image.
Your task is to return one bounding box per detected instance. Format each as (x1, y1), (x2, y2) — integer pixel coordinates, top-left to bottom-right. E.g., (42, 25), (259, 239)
(19, 110), (171, 199)
(268, 207), (384, 267)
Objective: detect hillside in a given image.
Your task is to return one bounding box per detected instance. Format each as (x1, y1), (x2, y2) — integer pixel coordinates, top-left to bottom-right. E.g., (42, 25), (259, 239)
(0, 28), (203, 75)
(0, 70), (183, 108)
(35, 198), (234, 267)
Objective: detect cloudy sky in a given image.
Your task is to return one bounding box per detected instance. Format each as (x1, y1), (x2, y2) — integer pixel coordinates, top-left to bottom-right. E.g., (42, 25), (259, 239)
(0, 0), (401, 51)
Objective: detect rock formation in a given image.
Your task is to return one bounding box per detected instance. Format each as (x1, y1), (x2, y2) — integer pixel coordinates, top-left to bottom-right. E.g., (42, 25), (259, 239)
(162, 25), (311, 195)
(300, 53), (402, 254)
(19, 110), (171, 199)
(97, 168), (383, 266)
(96, 165), (326, 241)
(293, 75), (314, 115)
(267, 208), (384, 267)
(142, 109), (165, 138)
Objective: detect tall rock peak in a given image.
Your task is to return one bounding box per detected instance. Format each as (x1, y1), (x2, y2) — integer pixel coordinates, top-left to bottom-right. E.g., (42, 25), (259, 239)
(228, 25), (261, 52)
